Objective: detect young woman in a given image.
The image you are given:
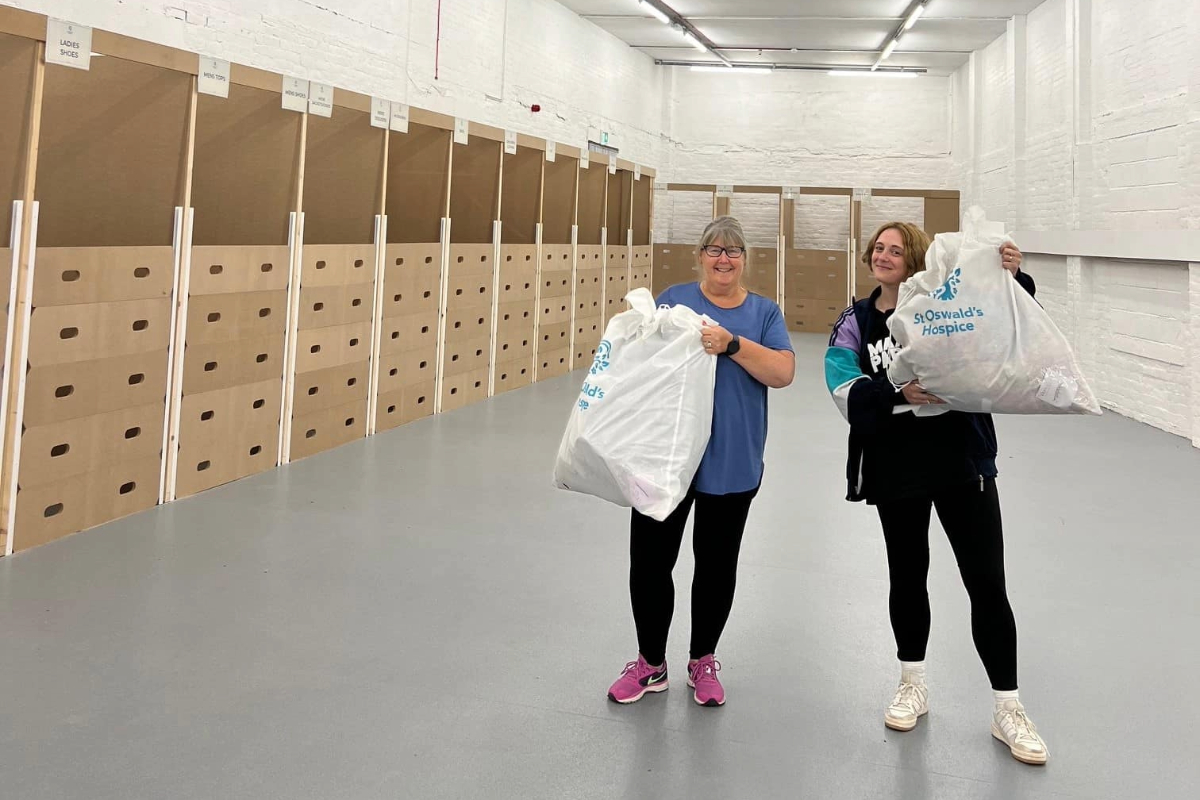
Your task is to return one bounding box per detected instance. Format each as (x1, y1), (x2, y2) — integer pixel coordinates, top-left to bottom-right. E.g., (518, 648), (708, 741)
(824, 222), (1049, 765)
(607, 216), (795, 707)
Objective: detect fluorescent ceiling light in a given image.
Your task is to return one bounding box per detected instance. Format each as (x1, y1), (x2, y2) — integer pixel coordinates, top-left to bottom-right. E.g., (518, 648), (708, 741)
(683, 31), (708, 52)
(691, 65), (771, 74)
(904, 4), (926, 30)
(828, 70), (918, 78)
(638, 1), (670, 24)
(881, 39), (899, 60)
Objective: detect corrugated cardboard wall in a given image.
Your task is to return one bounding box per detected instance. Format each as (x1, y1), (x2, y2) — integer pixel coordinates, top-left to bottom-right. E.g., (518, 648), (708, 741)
(14, 53), (190, 552)
(177, 82), (300, 498)
(290, 107), (383, 461)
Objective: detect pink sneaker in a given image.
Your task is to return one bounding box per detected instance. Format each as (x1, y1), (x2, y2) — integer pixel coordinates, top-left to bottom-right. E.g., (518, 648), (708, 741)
(607, 655), (668, 704)
(687, 654), (725, 707)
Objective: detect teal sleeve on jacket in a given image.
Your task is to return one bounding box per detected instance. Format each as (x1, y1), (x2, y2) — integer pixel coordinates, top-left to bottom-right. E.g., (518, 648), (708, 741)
(825, 346), (866, 421)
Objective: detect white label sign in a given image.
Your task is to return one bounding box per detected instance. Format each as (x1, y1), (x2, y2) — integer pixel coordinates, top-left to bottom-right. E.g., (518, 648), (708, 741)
(783, 186), (799, 200)
(46, 19), (92, 71)
(545, 142), (556, 162)
(608, 154), (617, 175)
(580, 149), (589, 169)
(454, 118), (469, 145)
(716, 184), (734, 197)
(371, 97), (390, 129)
(853, 187), (872, 200)
(390, 103), (409, 133)
(504, 130), (517, 155)
(634, 165), (641, 181)
(198, 57), (231, 98)
(308, 82), (333, 118)
(282, 77), (309, 112)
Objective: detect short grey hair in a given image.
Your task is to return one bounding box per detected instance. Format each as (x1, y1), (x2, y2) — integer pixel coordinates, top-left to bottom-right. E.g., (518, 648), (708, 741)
(698, 215), (747, 252)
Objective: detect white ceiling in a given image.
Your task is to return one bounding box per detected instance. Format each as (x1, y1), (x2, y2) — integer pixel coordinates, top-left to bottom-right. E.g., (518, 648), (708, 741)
(555, 0), (1047, 75)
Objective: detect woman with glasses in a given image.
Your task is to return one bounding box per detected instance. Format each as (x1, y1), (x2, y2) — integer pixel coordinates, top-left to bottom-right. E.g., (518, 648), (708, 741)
(824, 221), (1049, 764)
(607, 215), (795, 707)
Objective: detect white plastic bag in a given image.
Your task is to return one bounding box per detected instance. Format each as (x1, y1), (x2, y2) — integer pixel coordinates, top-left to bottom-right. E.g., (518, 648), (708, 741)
(887, 207), (1100, 415)
(553, 288), (717, 521)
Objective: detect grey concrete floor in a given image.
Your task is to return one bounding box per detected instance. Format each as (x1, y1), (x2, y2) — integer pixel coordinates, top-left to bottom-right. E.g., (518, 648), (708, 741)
(1, 334), (1198, 800)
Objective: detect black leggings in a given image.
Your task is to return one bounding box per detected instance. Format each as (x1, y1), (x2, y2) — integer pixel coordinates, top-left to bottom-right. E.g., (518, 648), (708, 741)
(629, 484), (758, 666)
(875, 478), (1018, 691)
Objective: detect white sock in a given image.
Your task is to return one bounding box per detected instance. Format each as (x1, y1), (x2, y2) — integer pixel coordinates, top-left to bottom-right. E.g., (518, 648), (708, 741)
(994, 689), (1020, 710)
(900, 660), (926, 685)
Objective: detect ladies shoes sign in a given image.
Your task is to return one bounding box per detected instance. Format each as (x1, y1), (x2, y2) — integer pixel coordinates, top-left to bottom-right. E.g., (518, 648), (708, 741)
(47, 19), (93, 71)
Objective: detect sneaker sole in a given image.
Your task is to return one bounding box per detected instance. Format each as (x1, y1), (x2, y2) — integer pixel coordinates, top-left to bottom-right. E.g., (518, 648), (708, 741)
(685, 678), (724, 707)
(884, 708), (927, 732)
(607, 681), (668, 704)
(991, 724), (1048, 765)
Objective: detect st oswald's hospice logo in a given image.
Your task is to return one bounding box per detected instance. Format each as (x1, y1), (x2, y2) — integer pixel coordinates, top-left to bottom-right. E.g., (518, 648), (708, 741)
(929, 267), (962, 301)
(589, 340), (612, 376)
(579, 340), (613, 410)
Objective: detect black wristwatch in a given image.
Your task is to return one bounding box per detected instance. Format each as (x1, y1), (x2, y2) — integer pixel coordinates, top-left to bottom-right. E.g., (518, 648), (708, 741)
(724, 335), (741, 356)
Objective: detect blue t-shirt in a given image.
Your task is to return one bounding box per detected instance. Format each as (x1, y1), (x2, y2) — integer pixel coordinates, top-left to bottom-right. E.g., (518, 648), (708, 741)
(656, 282), (794, 495)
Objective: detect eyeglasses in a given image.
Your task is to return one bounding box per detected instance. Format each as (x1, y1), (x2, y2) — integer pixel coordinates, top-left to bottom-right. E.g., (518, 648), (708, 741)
(700, 245), (745, 258)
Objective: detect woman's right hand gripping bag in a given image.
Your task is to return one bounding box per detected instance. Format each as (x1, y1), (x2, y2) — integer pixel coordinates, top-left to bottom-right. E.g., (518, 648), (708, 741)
(887, 207), (1100, 415)
(553, 288), (717, 521)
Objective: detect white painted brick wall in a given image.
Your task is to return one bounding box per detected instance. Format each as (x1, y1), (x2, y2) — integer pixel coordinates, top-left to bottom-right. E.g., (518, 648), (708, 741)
(958, 0), (1200, 448)
(728, 194), (780, 248)
(12, 0), (667, 168)
(861, 197), (925, 242)
(791, 195), (850, 250)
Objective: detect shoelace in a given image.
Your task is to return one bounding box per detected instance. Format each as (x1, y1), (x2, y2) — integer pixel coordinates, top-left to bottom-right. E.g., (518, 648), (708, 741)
(891, 682), (924, 714)
(690, 658), (721, 684)
(1004, 707), (1041, 746)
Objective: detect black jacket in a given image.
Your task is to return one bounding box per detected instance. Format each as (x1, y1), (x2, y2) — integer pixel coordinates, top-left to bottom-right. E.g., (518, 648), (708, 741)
(828, 271), (1036, 504)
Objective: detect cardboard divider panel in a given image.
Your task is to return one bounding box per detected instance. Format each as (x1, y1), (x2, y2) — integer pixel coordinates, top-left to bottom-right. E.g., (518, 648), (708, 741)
(175, 379), (282, 498)
(630, 245), (653, 293)
(382, 244), (442, 318)
(440, 366), (489, 412)
(500, 146), (541, 245)
(577, 165), (606, 246)
(377, 346), (437, 394)
(603, 245), (630, 325)
(188, 247), (291, 294)
(375, 242), (441, 430)
(15, 455), (162, 552)
(290, 398), (367, 462)
(606, 170), (632, 237)
(449, 138), (501, 244)
(20, 402), (164, 489)
(632, 175), (652, 247)
(14, 50), (192, 550)
(376, 380), (435, 430)
(0, 32), (38, 247)
(302, 109), (384, 246)
(745, 247), (779, 300)
(653, 243), (697, 292)
(441, 244), (494, 408)
(539, 348), (572, 380)
(36, 56), (191, 248)
(183, 333), (285, 394)
(542, 157), (578, 245)
(493, 356), (533, 395)
(574, 316), (602, 367)
(191, 84), (301, 247)
(291, 361), (371, 418)
(386, 124), (451, 245)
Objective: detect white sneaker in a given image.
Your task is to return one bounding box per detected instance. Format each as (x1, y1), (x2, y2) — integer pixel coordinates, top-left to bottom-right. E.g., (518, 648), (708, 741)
(884, 681), (929, 731)
(992, 700), (1049, 765)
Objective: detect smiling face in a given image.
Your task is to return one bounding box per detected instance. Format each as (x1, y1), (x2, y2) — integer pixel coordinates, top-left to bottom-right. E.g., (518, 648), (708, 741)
(863, 222), (931, 290)
(871, 228), (909, 288)
(699, 237), (745, 291)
